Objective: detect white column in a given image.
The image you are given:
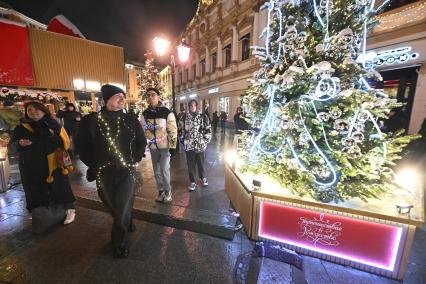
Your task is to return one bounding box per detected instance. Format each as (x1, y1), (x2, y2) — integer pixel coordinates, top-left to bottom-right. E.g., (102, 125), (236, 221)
(408, 65), (426, 134)
(217, 37), (223, 69)
(205, 46), (210, 73)
(252, 11), (259, 46)
(195, 53), (200, 77)
(232, 26), (238, 62)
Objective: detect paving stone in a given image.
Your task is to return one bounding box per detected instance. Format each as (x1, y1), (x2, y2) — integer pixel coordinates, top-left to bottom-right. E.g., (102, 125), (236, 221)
(0, 256), (24, 283)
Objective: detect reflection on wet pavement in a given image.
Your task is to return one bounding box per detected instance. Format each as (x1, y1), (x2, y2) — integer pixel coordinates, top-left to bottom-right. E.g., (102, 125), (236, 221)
(0, 131), (425, 283)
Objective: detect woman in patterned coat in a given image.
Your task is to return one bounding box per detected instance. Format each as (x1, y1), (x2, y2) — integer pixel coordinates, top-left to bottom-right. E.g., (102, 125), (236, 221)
(179, 99), (212, 191)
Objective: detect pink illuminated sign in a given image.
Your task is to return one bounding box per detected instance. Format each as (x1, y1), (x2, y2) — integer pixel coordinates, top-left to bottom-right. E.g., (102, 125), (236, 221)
(259, 202), (402, 271)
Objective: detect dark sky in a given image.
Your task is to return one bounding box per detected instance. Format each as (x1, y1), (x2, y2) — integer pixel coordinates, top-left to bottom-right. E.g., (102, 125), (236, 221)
(3, 0), (199, 64)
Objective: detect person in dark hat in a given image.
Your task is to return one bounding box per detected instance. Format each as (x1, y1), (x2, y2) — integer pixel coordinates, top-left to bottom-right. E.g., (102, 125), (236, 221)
(56, 102), (81, 157)
(75, 84), (147, 258)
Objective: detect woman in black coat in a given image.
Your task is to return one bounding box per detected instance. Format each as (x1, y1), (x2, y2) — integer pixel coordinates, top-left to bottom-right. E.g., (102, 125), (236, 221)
(12, 101), (76, 224)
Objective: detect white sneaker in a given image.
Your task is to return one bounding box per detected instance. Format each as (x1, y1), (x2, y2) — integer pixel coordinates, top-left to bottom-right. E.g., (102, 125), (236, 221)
(201, 178), (208, 187)
(163, 191), (172, 203)
(64, 209), (76, 225)
(188, 182), (196, 191)
(155, 191), (165, 202)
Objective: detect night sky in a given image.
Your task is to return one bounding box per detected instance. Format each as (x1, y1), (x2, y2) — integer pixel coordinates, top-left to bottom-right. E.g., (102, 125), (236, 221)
(2, 0), (199, 64)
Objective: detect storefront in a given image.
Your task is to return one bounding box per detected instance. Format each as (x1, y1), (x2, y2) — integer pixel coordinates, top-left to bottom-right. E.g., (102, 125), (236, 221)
(367, 0), (426, 134)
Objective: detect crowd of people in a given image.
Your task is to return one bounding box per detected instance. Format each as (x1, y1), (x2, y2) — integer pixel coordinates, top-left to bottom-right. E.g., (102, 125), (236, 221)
(1, 85), (254, 258)
(15, 85), (426, 259)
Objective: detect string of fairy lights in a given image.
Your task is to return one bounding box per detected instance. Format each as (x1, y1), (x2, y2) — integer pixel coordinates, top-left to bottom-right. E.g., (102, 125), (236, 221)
(375, 1), (426, 30)
(245, 0), (389, 188)
(95, 113), (141, 190)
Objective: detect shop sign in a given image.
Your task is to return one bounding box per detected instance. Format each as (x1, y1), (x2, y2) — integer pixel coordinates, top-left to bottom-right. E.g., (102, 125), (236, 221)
(373, 46), (419, 67)
(208, 87), (219, 94)
(259, 202), (402, 271)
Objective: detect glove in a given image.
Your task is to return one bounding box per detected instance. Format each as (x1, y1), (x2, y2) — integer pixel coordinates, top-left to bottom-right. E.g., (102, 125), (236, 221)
(86, 168), (96, 182)
(169, 148), (176, 157)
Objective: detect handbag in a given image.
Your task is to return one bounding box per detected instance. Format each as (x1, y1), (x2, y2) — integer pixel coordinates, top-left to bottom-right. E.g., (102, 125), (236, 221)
(56, 148), (73, 168)
(32, 204), (67, 234)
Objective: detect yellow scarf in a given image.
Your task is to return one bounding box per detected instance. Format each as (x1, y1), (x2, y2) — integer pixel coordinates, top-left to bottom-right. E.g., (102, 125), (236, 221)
(22, 123), (73, 183)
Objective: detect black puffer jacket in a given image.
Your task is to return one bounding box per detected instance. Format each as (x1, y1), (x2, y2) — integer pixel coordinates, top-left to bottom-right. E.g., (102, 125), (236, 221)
(75, 109), (147, 171)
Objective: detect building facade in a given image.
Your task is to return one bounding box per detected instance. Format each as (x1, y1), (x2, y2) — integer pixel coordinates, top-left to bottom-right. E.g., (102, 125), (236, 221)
(175, 0), (268, 124)
(367, 0), (426, 134)
(176, 0), (425, 133)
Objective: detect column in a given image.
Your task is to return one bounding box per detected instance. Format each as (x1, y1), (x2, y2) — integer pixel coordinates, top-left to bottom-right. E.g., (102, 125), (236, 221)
(205, 46), (210, 73)
(252, 11), (259, 47)
(195, 52), (200, 78)
(217, 37), (223, 69)
(232, 26), (238, 62)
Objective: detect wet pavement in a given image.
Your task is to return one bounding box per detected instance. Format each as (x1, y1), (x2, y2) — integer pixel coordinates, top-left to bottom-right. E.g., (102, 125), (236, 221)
(0, 131), (425, 283)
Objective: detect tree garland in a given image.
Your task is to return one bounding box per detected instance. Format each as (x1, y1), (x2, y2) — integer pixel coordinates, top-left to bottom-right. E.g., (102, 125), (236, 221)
(0, 87), (62, 104)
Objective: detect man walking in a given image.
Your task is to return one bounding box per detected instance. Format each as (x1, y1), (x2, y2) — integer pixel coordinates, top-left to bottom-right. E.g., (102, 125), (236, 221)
(179, 99), (212, 191)
(212, 111), (219, 133)
(142, 87), (177, 203)
(75, 84), (146, 258)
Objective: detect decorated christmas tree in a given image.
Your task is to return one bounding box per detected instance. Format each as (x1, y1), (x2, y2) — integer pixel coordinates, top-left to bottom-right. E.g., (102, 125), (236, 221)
(239, 0), (419, 202)
(137, 51), (166, 99)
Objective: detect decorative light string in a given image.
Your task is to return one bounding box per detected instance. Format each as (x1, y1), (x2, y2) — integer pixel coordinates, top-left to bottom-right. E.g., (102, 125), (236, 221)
(95, 113), (141, 190)
(244, 0), (389, 190)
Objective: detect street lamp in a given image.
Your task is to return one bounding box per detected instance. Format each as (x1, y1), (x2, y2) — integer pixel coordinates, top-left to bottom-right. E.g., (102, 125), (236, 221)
(153, 36), (190, 112)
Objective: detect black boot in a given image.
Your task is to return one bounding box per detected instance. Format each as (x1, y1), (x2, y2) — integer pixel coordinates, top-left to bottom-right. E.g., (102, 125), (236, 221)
(128, 221), (136, 233)
(114, 245), (130, 258)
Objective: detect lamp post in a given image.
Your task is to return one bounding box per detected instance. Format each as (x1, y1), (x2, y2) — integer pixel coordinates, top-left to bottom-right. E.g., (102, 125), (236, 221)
(153, 37), (190, 112)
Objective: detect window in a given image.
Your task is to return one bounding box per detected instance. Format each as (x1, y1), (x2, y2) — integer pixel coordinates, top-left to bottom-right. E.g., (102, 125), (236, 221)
(211, 52), (217, 72)
(240, 34), (250, 61)
(218, 97), (230, 114)
(224, 44), (231, 67)
(192, 64), (197, 79)
(200, 59), (206, 77)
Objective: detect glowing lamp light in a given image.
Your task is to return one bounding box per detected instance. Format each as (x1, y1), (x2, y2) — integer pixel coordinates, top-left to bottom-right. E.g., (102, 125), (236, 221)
(73, 79), (85, 90)
(225, 150), (237, 165)
(153, 37), (170, 57)
(395, 167), (421, 192)
(177, 42), (190, 63)
(179, 96), (186, 101)
(85, 81), (101, 91)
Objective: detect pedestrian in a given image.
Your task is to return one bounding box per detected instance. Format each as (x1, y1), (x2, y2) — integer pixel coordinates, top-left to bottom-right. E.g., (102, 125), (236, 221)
(141, 87), (177, 203)
(11, 101), (76, 224)
(233, 107), (250, 134)
(179, 99), (212, 191)
(56, 103), (81, 157)
(220, 111), (227, 133)
(212, 111), (219, 133)
(75, 84), (147, 258)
